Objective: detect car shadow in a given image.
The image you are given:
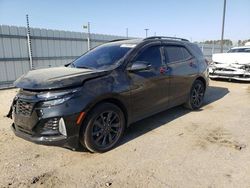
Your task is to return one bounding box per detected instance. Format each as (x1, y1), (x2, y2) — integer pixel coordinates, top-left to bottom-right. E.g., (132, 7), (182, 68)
(211, 78), (250, 84)
(118, 85), (229, 147)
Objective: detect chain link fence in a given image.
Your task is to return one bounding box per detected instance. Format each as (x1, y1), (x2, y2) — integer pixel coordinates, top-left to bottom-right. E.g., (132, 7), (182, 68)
(0, 25), (125, 89)
(0, 25), (231, 89)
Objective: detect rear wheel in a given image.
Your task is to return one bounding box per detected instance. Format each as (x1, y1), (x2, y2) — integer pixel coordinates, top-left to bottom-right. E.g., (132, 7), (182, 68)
(80, 103), (125, 153)
(185, 80), (205, 110)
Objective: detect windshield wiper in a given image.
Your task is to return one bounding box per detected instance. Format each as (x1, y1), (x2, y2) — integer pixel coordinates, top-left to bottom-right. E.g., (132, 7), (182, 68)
(68, 63), (75, 67)
(70, 62), (91, 69)
(76, 65), (92, 69)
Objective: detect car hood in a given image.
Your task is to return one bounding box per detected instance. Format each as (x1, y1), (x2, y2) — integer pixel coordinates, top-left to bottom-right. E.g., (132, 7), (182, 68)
(14, 67), (110, 90)
(212, 53), (250, 65)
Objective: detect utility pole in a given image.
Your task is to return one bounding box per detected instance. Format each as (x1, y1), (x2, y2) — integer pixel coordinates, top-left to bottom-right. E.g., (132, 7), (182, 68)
(220, 0), (227, 53)
(87, 22), (91, 51)
(126, 28), (128, 38)
(26, 14), (33, 70)
(83, 22), (91, 51)
(144, 28), (149, 38)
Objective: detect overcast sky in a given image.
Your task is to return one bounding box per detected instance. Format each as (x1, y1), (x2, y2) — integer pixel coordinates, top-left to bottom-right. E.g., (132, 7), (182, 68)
(0, 0), (249, 41)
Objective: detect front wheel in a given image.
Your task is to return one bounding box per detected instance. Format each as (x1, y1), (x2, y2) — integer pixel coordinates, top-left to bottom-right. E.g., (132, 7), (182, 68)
(185, 80), (205, 110)
(80, 103), (125, 153)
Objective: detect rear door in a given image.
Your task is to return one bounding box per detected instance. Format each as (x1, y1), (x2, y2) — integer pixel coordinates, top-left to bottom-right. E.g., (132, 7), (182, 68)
(128, 43), (170, 121)
(164, 45), (198, 107)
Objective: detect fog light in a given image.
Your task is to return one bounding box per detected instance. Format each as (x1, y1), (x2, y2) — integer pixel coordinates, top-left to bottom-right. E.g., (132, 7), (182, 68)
(42, 118), (59, 135)
(59, 118), (67, 136)
(44, 118), (59, 130)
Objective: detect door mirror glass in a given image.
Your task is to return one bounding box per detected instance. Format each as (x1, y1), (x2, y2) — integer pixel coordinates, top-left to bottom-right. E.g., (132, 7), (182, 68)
(127, 61), (151, 72)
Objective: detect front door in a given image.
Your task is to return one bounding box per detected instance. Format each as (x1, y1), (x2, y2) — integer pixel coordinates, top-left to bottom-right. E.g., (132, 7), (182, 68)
(128, 44), (170, 121)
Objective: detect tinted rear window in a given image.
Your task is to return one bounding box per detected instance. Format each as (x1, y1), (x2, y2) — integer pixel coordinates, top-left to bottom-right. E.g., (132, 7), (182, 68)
(187, 43), (204, 58)
(182, 47), (192, 60)
(165, 46), (192, 63)
(165, 46), (183, 63)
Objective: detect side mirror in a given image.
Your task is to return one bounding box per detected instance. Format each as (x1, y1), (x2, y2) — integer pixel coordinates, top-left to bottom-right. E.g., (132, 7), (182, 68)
(127, 61), (151, 72)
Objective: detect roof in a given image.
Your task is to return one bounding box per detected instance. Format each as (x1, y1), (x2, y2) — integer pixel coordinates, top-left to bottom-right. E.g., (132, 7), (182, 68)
(109, 39), (143, 45)
(104, 36), (191, 49)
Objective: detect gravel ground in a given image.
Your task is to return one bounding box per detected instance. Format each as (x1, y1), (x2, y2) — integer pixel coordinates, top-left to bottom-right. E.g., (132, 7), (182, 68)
(0, 80), (250, 188)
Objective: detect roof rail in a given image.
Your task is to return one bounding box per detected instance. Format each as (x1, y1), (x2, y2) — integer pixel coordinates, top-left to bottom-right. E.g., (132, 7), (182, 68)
(144, 36), (189, 42)
(109, 39), (128, 42)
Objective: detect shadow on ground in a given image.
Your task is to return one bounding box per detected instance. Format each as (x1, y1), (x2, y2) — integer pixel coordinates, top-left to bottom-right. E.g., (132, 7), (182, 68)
(75, 85), (229, 152)
(211, 78), (250, 84)
(119, 85), (229, 147)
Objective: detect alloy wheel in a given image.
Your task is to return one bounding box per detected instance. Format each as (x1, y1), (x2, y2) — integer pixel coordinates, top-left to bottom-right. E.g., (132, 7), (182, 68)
(92, 111), (121, 148)
(191, 83), (204, 108)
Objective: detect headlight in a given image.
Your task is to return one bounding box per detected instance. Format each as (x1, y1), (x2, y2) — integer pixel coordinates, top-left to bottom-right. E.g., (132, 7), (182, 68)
(37, 87), (81, 107)
(41, 97), (72, 107)
(37, 87), (81, 100)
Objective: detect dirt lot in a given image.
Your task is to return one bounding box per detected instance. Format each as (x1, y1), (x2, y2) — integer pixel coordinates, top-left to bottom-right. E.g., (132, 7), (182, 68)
(0, 80), (250, 188)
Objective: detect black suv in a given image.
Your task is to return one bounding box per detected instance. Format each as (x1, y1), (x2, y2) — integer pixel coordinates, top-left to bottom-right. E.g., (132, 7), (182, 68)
(8, 36), (209, 152)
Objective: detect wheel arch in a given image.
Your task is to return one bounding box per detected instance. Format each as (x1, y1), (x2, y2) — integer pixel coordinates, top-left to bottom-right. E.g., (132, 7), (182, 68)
(78, 96), (129, 148)
(95, 98), (128, 126)
(195, 76), (207, 91)
(83, 97), (129, 128)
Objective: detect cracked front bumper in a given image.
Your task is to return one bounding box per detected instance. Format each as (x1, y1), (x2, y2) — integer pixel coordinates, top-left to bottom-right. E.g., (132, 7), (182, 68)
(11, 122), (80, 149)
(209, 66), (250, 81)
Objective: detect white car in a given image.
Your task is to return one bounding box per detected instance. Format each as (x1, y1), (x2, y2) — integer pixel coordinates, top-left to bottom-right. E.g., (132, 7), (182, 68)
(209, 45), (250, 81)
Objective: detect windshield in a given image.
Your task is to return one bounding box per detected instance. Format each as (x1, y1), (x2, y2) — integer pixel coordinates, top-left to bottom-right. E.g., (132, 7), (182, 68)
(72, 43), (134, 70)
(228, 48), (250, 53)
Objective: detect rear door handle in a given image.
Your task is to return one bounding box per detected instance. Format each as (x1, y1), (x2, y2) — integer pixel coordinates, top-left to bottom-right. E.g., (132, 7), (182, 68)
(189, 61), (196, 68)
(160, 66), (170, 74)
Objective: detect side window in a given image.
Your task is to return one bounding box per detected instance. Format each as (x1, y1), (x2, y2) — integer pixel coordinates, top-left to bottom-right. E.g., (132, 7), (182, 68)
(187, 43), (203, 58)
(181, 47), (192, 60)
(165, 46), (183, 63)
(165, 46), (191, 63)
(134, 46), (162, 67)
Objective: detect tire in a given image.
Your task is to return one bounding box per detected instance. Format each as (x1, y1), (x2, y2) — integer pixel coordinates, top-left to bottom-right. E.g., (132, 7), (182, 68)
(80, 103), (125, 153)
(184, 80), (205, 110)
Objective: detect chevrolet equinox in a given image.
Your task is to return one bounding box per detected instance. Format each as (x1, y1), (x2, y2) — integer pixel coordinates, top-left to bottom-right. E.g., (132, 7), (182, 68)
(8, 36), (209, 152)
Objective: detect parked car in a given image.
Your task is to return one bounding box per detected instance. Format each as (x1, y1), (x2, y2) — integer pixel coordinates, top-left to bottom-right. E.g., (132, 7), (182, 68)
(8, 36), (209, 152)
(209, 45), (250, 81)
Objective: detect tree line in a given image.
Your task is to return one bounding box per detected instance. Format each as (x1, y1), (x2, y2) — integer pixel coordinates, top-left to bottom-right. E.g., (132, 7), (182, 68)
(237, 39), (250, 46)
(201, 39), (250, 46)
(202, 39), (233, 46)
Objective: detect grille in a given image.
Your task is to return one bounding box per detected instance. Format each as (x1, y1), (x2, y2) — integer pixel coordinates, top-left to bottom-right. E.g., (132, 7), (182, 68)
(16, 100), (34, 116)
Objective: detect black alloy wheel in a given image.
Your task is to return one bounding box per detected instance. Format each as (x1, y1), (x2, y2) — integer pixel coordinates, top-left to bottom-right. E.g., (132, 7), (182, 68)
(92, 111), (122, 148)
(191, 81), (205, 108)
(80, 103), (125, 153)
(185, 80), (205, 110)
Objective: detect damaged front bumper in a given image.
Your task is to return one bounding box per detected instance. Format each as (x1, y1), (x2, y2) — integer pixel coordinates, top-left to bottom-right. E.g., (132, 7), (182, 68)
(11, 123), (73, 146)
(11, 113), (81, 150)
(209, 62), (250, 81)
(8, 88), (85, 150)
